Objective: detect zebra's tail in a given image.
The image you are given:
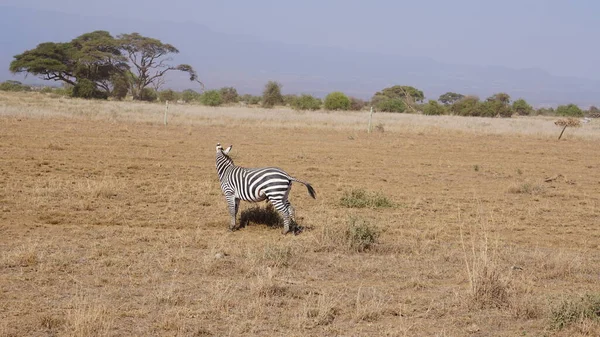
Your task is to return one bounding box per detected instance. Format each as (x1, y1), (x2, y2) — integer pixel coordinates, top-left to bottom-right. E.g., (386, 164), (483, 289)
(291, 177), (316, 199)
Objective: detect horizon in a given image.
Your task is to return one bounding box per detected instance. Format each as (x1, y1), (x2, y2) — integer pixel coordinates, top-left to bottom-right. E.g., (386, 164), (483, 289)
(1, 1), (599, 106)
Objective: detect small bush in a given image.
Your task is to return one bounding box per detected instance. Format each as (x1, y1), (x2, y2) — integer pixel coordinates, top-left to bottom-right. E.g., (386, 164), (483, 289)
(282, 94), (297, 106)
(550, 294), (600, 330)
(158, 89), (178, 102)
(200, 90), (223, 106)
(479, 100), (513, 118)
(291, 94), (322, 110)
(110, 75), (129, 100)
(349, 97), (366, 111)
(262, 81), (283, 108)
(535, 107), (556, 116)
(512, 98), (533, 116)
(181, 89), (201, 103)
(340, 189), (393, 208)
(423, 100), (446, 115)
(139, 87), (157, 102)
(220, 87), (239, 103)
(324, 92), (351, 111)
(345, 217), (380, 252)
(508, 182), (544, 195)
(240, 94), (262, 105)
(375, 98), (406, 113)
(556, 104), (584, 117)
(72, 79), (108, 99)
(0, 80), (31, 92)
(450, 96), (480, 116)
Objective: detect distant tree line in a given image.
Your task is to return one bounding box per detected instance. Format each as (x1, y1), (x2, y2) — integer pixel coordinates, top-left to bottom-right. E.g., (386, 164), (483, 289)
(3, 30), (596, 118)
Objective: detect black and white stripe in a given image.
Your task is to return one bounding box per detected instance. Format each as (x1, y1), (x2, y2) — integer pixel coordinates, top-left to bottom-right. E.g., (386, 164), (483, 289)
(215, 143), (316, 234)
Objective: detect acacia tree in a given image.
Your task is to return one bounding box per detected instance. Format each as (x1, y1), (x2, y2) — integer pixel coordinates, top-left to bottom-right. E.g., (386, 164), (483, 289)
(438, 92), (464, 105)
(10, 31), (128, 98)
(118, 33), (203, 100)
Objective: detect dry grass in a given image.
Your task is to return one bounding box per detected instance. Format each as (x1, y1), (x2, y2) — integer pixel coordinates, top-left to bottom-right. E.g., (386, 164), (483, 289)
(1, 91), (600, 336)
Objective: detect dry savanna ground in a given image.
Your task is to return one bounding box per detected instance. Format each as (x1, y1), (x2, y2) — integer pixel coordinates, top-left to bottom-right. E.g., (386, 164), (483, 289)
(1, 91), (599, 336)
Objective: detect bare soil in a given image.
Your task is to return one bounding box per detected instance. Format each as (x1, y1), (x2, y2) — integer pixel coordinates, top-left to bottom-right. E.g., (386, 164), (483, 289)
(1, 94), (599, 336)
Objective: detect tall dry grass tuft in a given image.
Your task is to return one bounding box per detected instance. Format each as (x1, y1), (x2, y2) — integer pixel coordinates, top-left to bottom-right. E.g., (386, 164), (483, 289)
(64, 295), (114, 337)
(460, 219), (511, 309)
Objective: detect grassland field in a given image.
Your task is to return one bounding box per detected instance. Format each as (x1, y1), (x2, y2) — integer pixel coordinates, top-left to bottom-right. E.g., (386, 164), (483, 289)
(0, 91), (599, 336)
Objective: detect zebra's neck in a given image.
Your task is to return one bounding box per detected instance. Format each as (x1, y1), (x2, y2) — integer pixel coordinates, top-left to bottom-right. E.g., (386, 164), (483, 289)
(216, 153), (235, 179)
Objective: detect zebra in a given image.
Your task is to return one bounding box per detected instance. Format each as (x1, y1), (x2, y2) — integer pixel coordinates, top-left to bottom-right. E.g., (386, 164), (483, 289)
(215, 143), (316, 234)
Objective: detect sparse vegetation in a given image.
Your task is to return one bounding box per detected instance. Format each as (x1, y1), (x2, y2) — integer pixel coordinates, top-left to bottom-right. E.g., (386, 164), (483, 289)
(550, 294), (600, 330)
(340, 189), (394, 208)
(0, 91), (599, 336)
(345, 217), (380, 252)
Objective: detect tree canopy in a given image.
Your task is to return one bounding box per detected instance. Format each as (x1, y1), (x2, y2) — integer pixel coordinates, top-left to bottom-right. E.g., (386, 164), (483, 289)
(372, 85), (425, 103)
(9, 31), (201, 100)
(438, 92), (464, 105)
(118, 33), (202, 100)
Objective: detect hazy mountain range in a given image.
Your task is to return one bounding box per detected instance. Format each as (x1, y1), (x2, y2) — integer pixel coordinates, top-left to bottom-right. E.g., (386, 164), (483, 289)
(1, 5), (599, 107)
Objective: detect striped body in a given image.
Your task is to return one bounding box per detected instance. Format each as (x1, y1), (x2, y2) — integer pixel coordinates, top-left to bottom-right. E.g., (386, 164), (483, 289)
(215, 143), (316, 234)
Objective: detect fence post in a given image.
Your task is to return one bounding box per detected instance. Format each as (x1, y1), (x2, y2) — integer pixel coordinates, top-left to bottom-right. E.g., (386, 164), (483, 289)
(368, 106), (373, 133)
(164, 100), (169, 126)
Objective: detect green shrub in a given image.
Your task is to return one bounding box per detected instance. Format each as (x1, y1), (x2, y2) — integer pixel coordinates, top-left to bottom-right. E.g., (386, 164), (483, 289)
(158, 89), (178, 102)
(262, 81), (283, 108)
(324, 92), (351, 111)
(423, 100), (446, 115)
(375, 98), (406, 113)
(0, 80), (30, 92)
(110, 75), (129, 100)
(479, 100), (513, 118)
(345, 217), (380, 252)
(200, 90), (223, 106)
(220, 87), (239, 103)
(72, 79), (108, 99)
(550, 294), (600, 330)
(512, 98), (533, 116)
(291, 94), (322, 110)
(282, 94), (297, 106)
(181, 89), (201, 103)
(450, 96), (480, 116)
(139, 87), (157, 102)
(556, 104), (583, 117)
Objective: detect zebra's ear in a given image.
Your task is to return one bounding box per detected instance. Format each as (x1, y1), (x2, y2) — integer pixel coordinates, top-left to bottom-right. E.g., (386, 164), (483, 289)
(223, 145), (232, 155)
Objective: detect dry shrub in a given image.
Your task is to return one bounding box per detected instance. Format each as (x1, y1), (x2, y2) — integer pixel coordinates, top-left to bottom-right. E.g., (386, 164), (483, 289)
(550, 294), (600, 331)
(311, 217), (380, 253)
(508, 181), (544, 195)
(300, 292), (341, 328)
(345, 217), (380, 252)
(340, 189), (393, 208)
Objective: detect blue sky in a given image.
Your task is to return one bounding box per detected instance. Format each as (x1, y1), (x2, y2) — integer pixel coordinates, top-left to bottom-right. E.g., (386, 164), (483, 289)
(2, 0), (599, 80)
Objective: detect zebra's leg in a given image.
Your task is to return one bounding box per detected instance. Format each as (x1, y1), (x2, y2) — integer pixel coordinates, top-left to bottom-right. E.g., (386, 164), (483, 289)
(226, 195), (239, 231)
(269, 199), (292, 234)
(286, 201), (295, 222)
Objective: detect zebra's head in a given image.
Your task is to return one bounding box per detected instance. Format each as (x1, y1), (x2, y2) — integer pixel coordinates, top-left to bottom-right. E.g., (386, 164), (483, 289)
(216, 143), (232, 155)
(216, 143), (234, 176)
